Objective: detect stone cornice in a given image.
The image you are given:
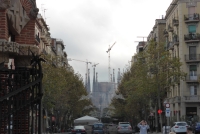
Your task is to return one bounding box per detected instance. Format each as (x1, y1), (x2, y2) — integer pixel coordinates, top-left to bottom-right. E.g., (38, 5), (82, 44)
(165, 0), (200, 19)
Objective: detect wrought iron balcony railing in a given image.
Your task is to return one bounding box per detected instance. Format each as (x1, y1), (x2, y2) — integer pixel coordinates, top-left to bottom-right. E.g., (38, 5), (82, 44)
(184, 95), (200, 102)
(185, 54), (200, 62)
(184, 13), (200, 23)
(184, 33), (200, 42)
(185, 74), (200, 82)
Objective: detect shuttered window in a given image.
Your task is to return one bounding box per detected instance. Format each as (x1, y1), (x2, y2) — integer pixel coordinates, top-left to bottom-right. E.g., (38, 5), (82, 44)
(188, 25), (196, 33)
(190, 65), (197, 71)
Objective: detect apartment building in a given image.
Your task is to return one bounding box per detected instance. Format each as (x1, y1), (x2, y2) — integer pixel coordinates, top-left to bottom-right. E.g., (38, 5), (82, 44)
(36, 14), (52, 55)
(164, 0), (200, 121)
(146, 19), (166, 48)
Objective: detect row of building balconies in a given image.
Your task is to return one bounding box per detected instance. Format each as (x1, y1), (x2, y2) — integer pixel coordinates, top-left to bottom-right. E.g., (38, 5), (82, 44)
(40, 32), (51, 45)
(166, 95), (200, 103)
(164, 33), (200, 45)
(169, 13), (200, 27)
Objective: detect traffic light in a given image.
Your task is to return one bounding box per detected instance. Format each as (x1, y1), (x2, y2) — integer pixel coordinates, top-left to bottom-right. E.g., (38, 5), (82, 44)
(157, 109), (162, 114)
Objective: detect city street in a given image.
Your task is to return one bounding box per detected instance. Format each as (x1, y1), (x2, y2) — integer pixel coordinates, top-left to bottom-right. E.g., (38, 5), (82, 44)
(1, 0), (200, 133)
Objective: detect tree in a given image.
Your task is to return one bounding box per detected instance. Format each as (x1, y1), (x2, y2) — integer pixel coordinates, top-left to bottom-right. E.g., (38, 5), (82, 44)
(110, 40), (186, 131)
(41, 55), (93, 130)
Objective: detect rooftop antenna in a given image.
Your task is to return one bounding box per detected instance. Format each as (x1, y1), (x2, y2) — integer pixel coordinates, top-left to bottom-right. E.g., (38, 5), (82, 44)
(44, 9), (48, 21)
(137, 36), (147, 42)
(41, 4), (45, 16)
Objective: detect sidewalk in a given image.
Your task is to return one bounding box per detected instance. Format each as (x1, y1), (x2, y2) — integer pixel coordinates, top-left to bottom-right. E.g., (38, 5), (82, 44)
(134, 132), (162, 134)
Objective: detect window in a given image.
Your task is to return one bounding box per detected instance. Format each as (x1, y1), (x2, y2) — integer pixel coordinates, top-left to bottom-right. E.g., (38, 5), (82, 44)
(189, 65), (197, 80)
(189, 46), (196, 60)
(188, 25), (196, 33)
(190, 85), (197, 95)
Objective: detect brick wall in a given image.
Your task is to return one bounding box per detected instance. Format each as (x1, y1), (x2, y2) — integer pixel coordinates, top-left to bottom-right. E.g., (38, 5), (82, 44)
(0, 10), (9, 40)
(15, 20), (36, 45)
(15, 0), (37, 45)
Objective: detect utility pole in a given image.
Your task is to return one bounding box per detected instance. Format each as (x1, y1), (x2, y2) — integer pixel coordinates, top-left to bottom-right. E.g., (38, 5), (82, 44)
(106, 42), (116, 82)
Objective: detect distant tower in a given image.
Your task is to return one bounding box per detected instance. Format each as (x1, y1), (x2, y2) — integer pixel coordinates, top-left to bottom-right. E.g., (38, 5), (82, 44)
(87, 69), (91, 93)
(96, 72), (98, 92)
(85, 73), (87, 88)
(113, 69), (115, 83)
(110, 74), (112, 82)
(117, 68), (121, 84)
(92, 67), (96, 93)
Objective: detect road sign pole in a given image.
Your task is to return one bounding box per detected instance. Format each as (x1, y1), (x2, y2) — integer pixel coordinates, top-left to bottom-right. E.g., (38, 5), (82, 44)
(165, 103), (170, 134)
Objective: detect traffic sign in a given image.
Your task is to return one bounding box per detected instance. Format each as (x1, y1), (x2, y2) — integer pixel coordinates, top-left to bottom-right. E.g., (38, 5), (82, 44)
(158, 109), (162, 114)
(165, 103), (170, 108)
(165, 109), (170, 117)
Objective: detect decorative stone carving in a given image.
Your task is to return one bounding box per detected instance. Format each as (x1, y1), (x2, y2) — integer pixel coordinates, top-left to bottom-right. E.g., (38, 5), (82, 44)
(0, 0), (11, 9)
(30, 7), (39, 18)
(0, 41), (19, 54)
(7, 0), (30, 35)
(19, 45), (39, 56)
(28, 0), (39, 19)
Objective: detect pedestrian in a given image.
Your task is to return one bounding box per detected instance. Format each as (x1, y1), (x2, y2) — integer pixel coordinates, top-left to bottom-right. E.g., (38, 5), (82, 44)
(187, 127), (193, 134)
(137, 120), (149, 134)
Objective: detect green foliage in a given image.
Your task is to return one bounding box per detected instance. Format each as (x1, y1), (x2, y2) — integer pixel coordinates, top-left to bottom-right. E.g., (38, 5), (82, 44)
(42, 55), (93, 118)
(110, 40), (186, 120)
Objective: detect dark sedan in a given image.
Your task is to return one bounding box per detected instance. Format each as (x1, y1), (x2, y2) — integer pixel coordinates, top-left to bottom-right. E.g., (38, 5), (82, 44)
(193, 122), (200, 134)
(71, 126), (87, 134)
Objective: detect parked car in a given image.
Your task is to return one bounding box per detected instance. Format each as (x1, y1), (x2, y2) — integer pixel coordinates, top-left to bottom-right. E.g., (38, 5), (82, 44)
(118, 122), (130, 126)
(71, 126), (87, 134)
(117, 123), (133, 134)
(193, 122), (200, 134)
(171, 122), (189, 133)
(92, 123), (107, 134)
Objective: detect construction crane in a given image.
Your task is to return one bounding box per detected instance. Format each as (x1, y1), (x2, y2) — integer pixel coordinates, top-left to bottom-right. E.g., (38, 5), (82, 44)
(92, 63), (99, 92)
(106, 42), (116, 82)
(68, 58), (92, 90)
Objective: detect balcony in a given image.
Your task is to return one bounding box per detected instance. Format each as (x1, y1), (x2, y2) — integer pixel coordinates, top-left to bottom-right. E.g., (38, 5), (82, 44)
(184, 95), (200, 102)
(41, 32), (51, 45)
(185, 54), (200, 62)
(185, 74), (200, 83)
(184, 13), (199, 23)
(184, 33), (200, 43)
(168, 25), (173, 32)
(163, 29), (168, 37)
(172, 18), (179, 26)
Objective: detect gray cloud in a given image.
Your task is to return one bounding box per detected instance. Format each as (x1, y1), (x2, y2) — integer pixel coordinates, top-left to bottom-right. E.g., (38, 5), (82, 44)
(37, 0), (172, 83)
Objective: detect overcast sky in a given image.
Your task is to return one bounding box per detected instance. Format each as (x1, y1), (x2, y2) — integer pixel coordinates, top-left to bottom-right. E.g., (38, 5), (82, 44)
(36, 0), (172, 83)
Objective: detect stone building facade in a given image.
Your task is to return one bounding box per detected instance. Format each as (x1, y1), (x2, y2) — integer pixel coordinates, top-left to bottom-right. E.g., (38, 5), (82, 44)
(164, 0), (200, 121)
